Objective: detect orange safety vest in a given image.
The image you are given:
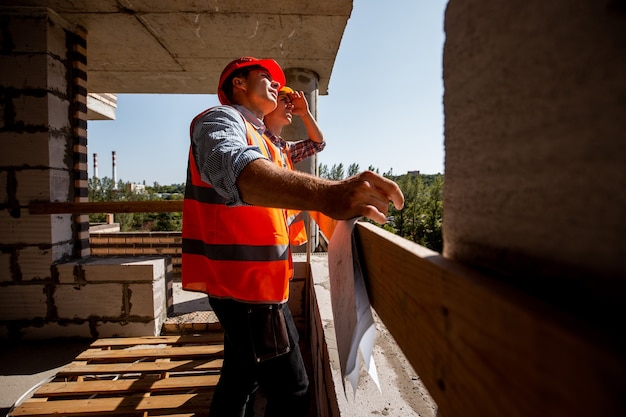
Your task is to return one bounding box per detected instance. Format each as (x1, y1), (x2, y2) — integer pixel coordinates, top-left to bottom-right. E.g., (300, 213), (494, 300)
(182, 108), (304, 303)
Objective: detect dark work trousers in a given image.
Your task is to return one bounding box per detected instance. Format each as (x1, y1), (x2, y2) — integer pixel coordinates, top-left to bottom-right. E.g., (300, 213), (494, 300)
(208, 296), (310, 417)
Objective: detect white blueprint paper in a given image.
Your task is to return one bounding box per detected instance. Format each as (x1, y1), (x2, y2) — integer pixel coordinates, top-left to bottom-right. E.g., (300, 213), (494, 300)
(328, 218), (381, 398)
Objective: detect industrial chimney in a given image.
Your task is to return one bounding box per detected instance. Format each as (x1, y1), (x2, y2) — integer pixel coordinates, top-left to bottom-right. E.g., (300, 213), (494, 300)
(93, 153), (98, 179)
(112, 150), (117, 189)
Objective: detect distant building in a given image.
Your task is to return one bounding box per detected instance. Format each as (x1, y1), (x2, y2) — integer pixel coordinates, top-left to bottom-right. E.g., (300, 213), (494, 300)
(130, 183), (146, 194)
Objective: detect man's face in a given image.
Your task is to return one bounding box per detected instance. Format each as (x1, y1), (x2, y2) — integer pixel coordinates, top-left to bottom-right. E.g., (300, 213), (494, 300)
(276, 95), (294, 121)
(264, 94), (293, 128)
(243, 68), (281, 115)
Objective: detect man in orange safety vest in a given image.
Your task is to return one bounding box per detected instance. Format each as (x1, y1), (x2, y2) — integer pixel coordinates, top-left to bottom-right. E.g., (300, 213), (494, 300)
(182, 56), (404, 417)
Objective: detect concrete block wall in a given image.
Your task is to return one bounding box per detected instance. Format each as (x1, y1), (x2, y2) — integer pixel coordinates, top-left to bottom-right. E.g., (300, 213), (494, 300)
(0, 8), (89, 336)
(0, 8), (80, 264)
(0, 256), (172, 339)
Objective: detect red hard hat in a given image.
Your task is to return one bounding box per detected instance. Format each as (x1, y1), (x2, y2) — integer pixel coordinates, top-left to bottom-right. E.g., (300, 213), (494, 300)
(217, 57), (286, 105)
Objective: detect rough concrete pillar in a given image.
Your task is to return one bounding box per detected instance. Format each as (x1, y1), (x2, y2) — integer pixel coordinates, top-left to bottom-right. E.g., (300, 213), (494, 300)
(0, 7), (89, 336)
(282, 68), (321, 252)
(442, 0), (626, 323)
(282, 67), (320, 176)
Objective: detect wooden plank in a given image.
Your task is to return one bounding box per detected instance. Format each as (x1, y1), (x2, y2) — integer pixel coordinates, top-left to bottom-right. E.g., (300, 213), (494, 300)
(34, 375), (219, 397)
(76, 345), (223, 361)
(11, 392), (212, 416)
(146, 413), (209, 417)
(28, 200), (183, 215)
(8, 335), (224, 417)
(57, 359), (223, 376)
(355, 222), (626, 417)
(90, 335), (223, 348)
(146, 414), (208, 417)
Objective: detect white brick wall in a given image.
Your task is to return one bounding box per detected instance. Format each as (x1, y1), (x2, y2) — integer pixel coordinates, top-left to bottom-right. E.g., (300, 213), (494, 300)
(128, 281), (164, 317)
(49, 213), (73, 244)
(50, 169), (71, 202)
(0, 132), (51, 166)
(55, 283), (124, 318)
(47, 93), (71, 131)
(1, 256), (171, 339)
(56, 262), (78, 284)
(56, 257), (166, 283)
(14, 169), (70, 203)
(0, 211), (72, 244)
(5, 98), (69, 156)
(16, 246), (53, 281)
(51, 241), (73, 264)
(14, 169), (51, 202)
(48, 135), (72, 170)
(0, 54), (49, 90)
(0, 285), (47, 320)
(46, 54), (70, 93)
(43, 257), (170, 337)
(0, 252), (11, 282)
(12, 94), (49, 126)
(47, 10), (75, 56)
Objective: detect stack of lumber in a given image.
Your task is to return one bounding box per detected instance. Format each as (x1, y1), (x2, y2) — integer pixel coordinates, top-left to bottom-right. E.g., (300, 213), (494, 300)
(9, 334), (224, 417)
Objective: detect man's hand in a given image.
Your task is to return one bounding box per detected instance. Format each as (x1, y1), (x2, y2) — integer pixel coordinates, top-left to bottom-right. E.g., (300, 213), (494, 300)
(323, 171), (405, 224)
(288, 90), (309, 117)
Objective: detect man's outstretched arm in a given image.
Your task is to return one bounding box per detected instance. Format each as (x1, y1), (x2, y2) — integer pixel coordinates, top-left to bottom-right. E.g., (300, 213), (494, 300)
(237, 158), (404, 224)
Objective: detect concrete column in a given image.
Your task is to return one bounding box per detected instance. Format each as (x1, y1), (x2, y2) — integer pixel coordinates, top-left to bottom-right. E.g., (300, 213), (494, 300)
(0, 7), (76, 269)
(0, 8), (89, 337)
(282, 68), (322, 252)
(282, 67), (320, 176)
(443, 0), (626, 321)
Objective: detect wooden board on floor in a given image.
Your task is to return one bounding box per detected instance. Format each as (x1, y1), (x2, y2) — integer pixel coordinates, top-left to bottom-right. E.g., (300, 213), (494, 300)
(8, 334), (223, 417)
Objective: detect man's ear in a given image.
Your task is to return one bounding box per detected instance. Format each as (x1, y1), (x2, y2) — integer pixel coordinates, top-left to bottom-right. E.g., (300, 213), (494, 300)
(233, 77), (246, 89)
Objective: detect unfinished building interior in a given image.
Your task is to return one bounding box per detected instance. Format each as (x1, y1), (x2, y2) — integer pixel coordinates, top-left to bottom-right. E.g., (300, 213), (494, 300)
(1, 1), (624, 416)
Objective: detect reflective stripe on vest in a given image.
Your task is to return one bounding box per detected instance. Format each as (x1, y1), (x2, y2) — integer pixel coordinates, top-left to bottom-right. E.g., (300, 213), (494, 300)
(182, 110), (293, 303)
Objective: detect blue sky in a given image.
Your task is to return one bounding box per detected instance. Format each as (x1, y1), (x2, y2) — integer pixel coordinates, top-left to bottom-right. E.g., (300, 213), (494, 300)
(88, 1), (448, 185)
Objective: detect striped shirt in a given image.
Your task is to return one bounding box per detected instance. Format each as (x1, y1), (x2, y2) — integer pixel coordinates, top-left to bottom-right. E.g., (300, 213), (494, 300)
(189, 104), (324, 207)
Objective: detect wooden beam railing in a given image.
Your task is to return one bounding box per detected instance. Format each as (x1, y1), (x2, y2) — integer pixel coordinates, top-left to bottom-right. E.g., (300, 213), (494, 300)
(28, 200), (183, 214)
(354, 221), (625, 417)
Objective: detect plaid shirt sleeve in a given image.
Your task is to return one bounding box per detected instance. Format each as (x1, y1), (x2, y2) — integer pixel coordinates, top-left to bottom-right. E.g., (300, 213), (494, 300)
(287, 139), (326, 164)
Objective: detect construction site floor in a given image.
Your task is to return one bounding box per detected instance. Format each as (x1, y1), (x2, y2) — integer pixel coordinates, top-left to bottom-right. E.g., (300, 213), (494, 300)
(0, 280), (437, 417)
(4, 334), (223, 417)
(0, 281), (218, 417)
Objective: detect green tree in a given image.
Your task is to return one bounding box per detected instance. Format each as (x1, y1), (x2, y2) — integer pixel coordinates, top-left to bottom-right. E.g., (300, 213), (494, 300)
(329, 163), (345, 180)
(88, 176), (183, 232)
(347, 163), (360, 177)
(386, 172), (443, 252)
(318, 163), (329, 179)
(367, 165), (380, 174)
(154, 212), (183, 231)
